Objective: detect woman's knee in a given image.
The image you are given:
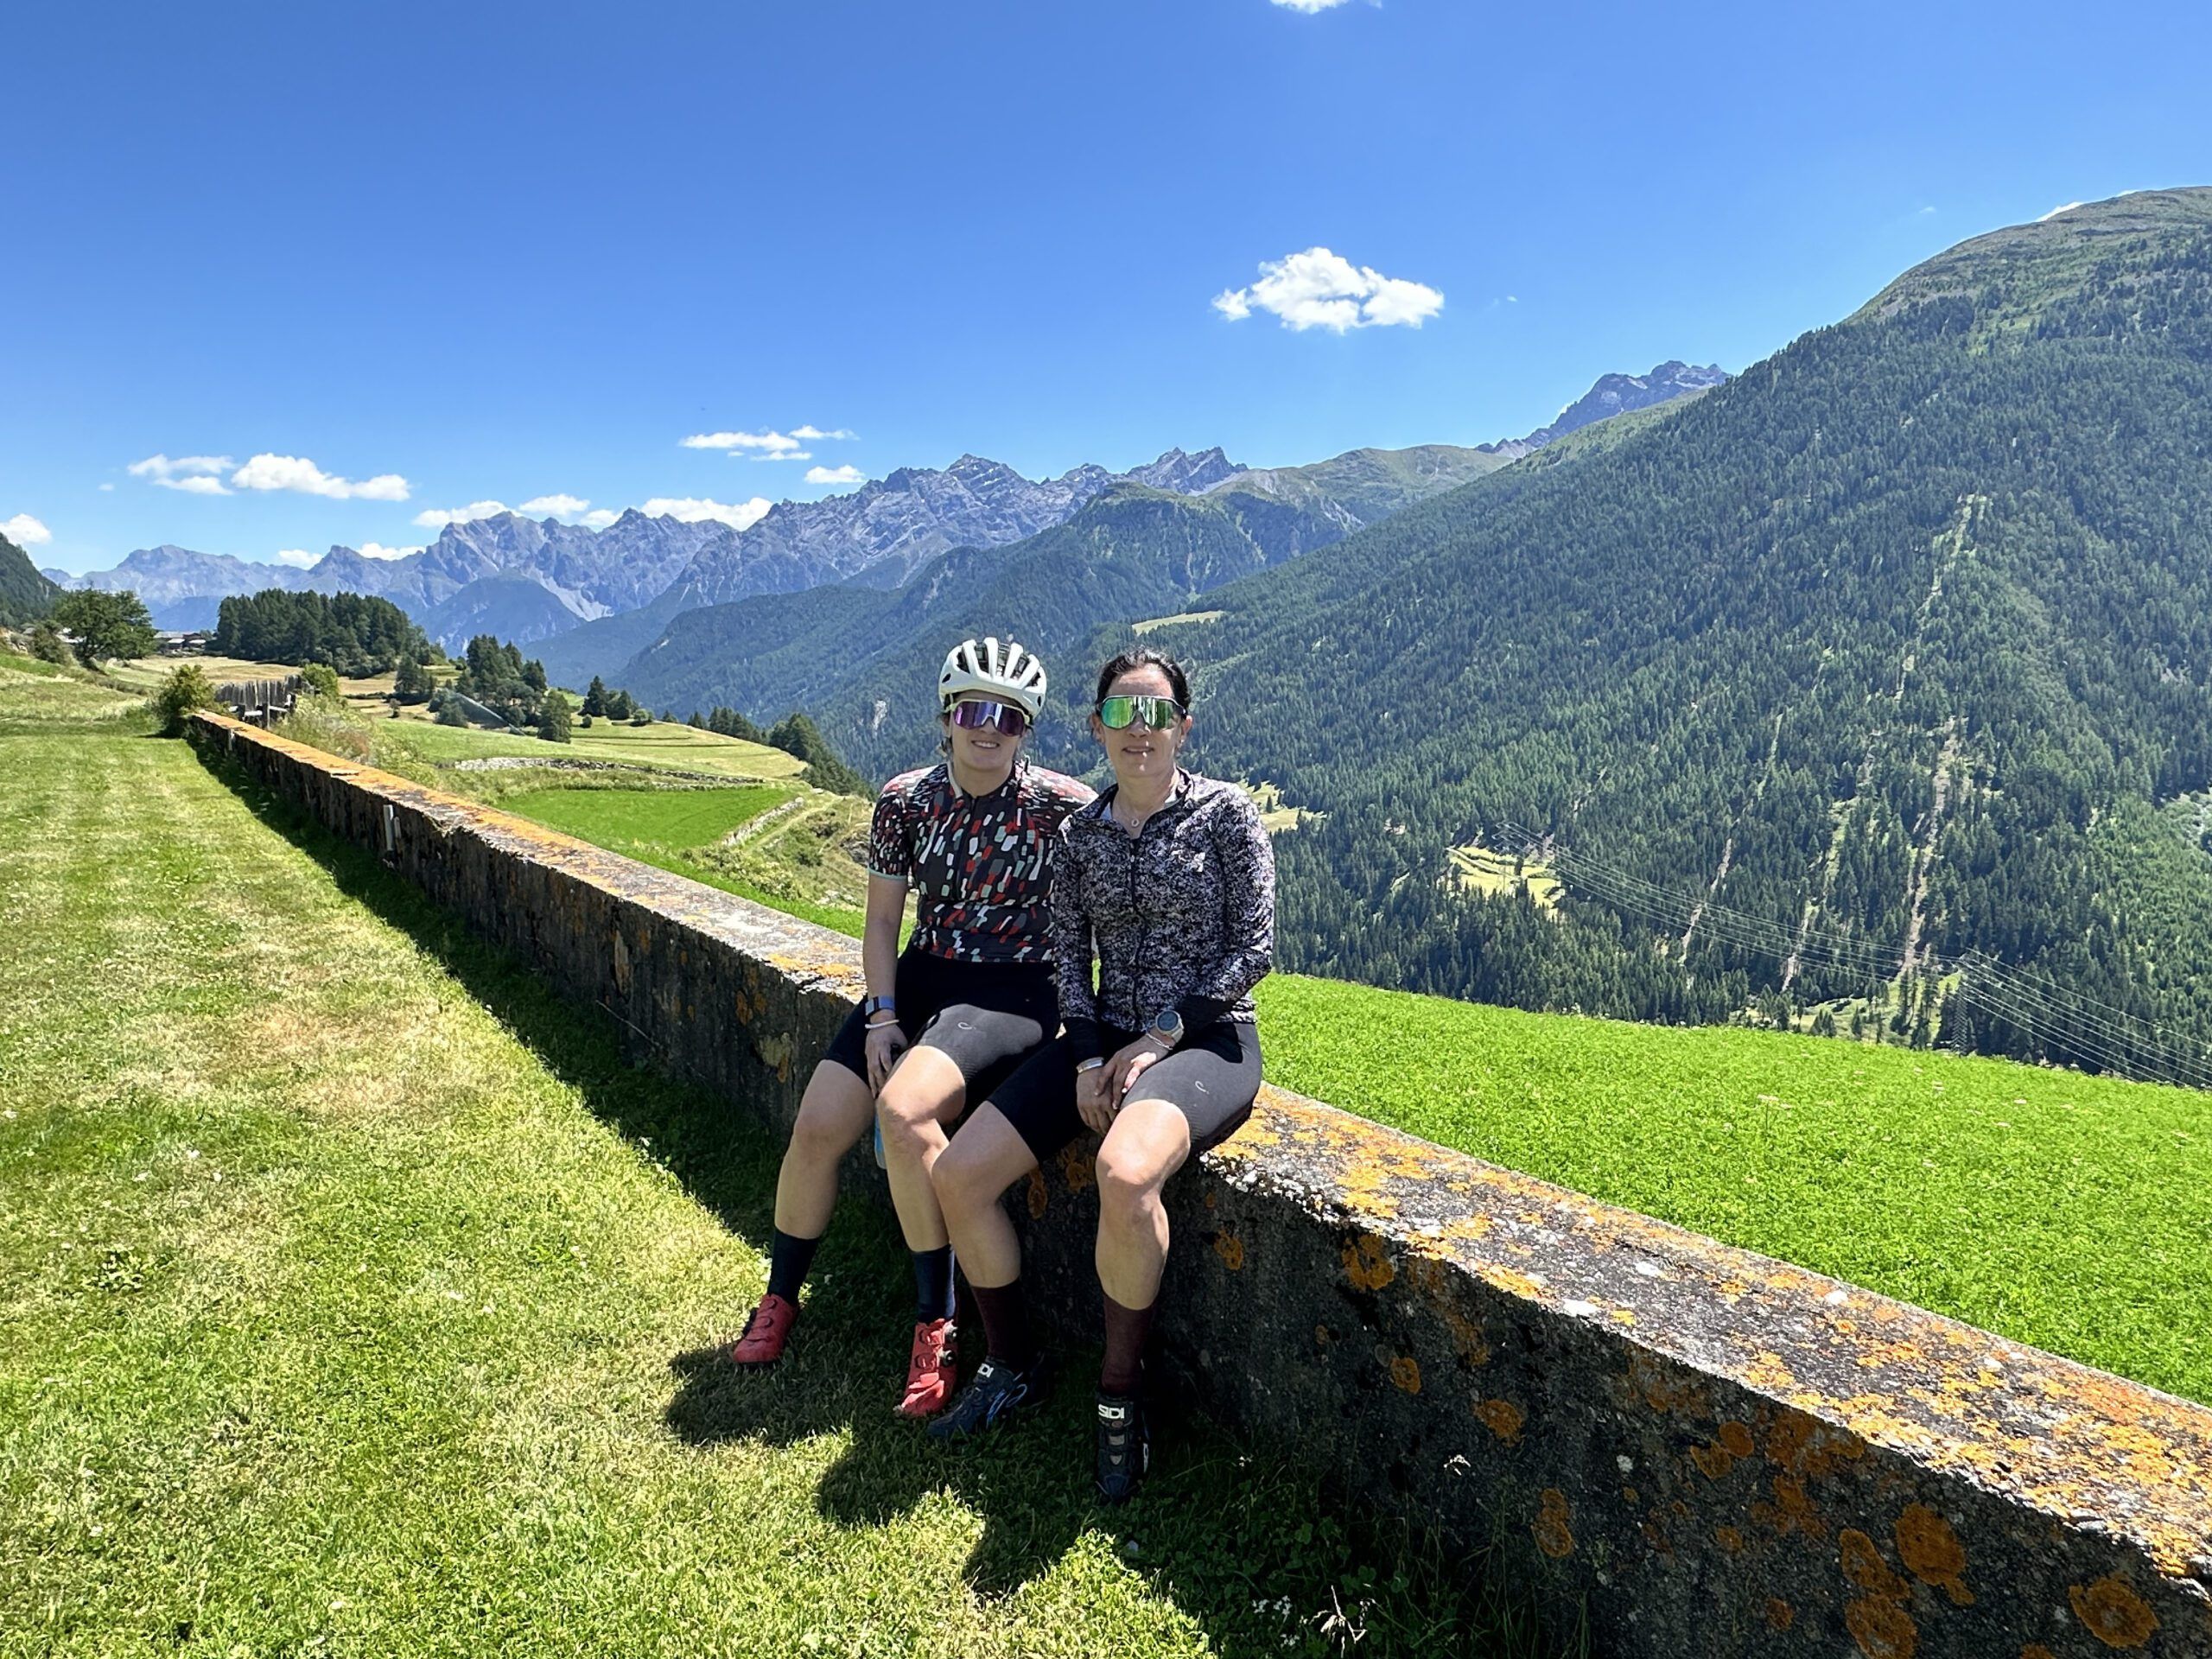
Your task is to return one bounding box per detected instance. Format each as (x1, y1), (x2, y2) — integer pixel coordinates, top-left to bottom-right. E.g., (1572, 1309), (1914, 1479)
(1094, 1146), (1166, 1230)
(789, 1088), (864, 1165)
(931, 1139), (1001, 1213)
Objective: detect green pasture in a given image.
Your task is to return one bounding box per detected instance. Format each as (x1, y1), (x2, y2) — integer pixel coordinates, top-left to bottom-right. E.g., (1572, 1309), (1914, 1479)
(374, 713), (809, 781)
(499, 783), (792, 855)
(0, 659), (1548, 1656)
(1255, 976), (2211, 1406)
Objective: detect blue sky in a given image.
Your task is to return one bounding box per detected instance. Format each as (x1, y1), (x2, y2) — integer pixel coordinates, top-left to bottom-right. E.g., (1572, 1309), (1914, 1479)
(8, 0), (2211, 575)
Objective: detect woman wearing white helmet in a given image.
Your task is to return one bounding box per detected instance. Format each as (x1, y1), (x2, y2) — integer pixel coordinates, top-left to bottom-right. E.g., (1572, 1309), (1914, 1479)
(729, 637), (1095, 1421)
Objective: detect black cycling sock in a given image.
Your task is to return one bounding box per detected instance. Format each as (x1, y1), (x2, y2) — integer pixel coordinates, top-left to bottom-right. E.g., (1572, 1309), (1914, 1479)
(971, 1279), (1037, 1370)
(1100, 1291), (1155, 1395)
(911, 1245), (956, 1323)
(766, 1228), (821, 1305)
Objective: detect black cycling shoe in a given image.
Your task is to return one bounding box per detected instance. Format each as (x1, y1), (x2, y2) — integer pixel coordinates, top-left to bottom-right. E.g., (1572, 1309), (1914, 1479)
(926, 1354), (1053, 1441)
(1093, 1389), (1150, 1503)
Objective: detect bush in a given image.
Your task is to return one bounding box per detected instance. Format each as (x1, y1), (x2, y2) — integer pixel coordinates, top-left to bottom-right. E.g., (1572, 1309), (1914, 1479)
(628, 710), (652, 727)
(272, 688), (372, 762)
(300, 662), (343, 701)
(152, 664), (217, 734)
(430, 688), (468, 727)
(28, 621), (71, 665)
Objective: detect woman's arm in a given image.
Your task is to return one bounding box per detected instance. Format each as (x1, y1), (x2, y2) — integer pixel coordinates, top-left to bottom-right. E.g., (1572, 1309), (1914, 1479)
(1051, 821), (1103, 1062)
(861, 872), (907, 1001)
(1172, 794), (1277, 1030)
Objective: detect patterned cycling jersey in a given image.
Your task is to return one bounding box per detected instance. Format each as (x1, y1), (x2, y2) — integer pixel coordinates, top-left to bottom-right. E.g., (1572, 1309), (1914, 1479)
(868, 762), (1096, 963)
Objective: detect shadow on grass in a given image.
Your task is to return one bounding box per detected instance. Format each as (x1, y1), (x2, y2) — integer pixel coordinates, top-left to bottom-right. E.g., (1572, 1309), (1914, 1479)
(208, 750), (1573, 1659)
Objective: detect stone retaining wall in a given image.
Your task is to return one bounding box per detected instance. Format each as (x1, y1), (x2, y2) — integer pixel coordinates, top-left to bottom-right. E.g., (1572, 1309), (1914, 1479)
(190, 712), (2212, 1657)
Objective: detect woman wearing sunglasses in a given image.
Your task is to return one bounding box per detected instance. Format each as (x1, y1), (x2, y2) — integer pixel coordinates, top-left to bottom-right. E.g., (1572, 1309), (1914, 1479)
(928, 646), (1274, 1502)
(728, 637), (1094, 1420)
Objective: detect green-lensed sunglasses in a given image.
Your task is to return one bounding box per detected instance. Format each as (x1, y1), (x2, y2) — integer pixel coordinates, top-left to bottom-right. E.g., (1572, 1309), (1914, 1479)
(1096, 693), (1185, 730)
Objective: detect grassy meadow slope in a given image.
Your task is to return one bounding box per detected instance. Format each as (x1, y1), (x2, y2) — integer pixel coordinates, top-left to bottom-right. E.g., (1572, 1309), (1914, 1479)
(1136, 188), (2212, 1078)
(0, 655), (1548, 1658)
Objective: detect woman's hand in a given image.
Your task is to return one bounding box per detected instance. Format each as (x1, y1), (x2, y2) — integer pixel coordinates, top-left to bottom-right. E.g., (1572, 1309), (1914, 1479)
(1104, 1033), (1169, 1111)
(864, 1020), (907, 1094)
(1077, 1062), (1116, 1135)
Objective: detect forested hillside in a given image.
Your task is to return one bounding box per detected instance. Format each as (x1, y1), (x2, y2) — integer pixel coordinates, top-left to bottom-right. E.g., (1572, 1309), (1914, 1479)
(1128, 190), (2212, 1082)
(0, 534), (60, 625)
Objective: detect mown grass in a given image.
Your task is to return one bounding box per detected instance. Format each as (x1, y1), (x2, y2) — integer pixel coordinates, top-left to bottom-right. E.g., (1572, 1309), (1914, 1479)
(0, 699), (1557, 1656)
(375, 714), (808, 780)
(499, 783), (792, 853)
(1255, 976), (2212, 1406)
(0, 651), (149, 736)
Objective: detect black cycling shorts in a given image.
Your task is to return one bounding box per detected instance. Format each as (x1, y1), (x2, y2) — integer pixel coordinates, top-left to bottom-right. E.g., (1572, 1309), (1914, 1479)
(985, 1020), (1262, 1166)
(821, 950), (1058, 1100)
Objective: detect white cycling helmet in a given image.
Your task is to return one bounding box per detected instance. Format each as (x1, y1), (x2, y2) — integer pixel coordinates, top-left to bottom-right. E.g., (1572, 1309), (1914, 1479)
(938, 636), (1048, 721)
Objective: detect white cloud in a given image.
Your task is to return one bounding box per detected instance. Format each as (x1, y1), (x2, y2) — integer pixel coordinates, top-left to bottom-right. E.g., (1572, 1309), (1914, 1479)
(129, 453), (234, 493)
(231, 454), (410, 501)
(582, 509), (620, 530)
(1270, 0), (1356, 10)
(804, 464), (866, 486)
(412, 499), (510, 528)
(518, 493), (591, 516)
(641, 495), (773, 531)
(2039, 200), (2085, 221)
(274, 548), (320, 569)
(682, 425), (854, 461)
(356, 542), (423, 561)
(1213, 246), (1444, 333)
(99, 482), (115, 492)
(4, 512), (53, 546)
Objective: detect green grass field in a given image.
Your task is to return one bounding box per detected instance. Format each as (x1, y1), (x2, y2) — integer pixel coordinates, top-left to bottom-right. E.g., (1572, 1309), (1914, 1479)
(1, 658), (1545, 1657)
(374, 714), (809, 781)
(499, 783), (793, 855)
(1255, 976), (2211, 1405)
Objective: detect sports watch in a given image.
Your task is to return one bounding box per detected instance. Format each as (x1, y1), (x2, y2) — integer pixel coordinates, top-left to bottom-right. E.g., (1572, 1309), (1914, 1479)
(1146, 1007), (1185, 1048)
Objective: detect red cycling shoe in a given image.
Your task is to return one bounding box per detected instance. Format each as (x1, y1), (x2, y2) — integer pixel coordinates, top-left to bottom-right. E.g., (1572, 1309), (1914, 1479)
(894, 1318), (959, 1419)
(728, 1293), (798, 1368)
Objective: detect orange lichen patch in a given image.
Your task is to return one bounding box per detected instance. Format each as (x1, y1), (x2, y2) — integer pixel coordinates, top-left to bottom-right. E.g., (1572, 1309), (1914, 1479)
(1751, 1473), (1828, 1541)
(1715, 1525), (1745, 1554)
(1764, 1598), (1796, 1631)
(2021, 1649), (2057, 1659)
(1840, 1529), (1910, 1600)
(1627, 1351), (1710, 1416)
(1478, 1264), (1545, 1302)
(1058, 1145), (1095, 1192)
(2069, 1576), (2159, 1649)
(1474, 1398), (1524, 1444)
(1767, 1408), (1870, 1479)
(1895, 1503), (1972, 1605)
(1692, 1419), (1757, 1479)
(1390, 1357), (1421, 1395)
(1533, 1490), (1574, 1559)
(1024, 1170), (1049, 1219)
(1213, 1232), (1246, 1271)
(1844, 1597), (1919, 1659)
(753, 1032), (794, 1084)
(1313, 1323), (1332, 1347)
(1342, 1232), (1395, 1291)
(1437, 1306), (1491, 1366)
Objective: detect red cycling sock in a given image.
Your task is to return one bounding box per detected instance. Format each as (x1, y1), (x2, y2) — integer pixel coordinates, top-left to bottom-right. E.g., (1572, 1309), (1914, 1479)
(1099, 1291), (1155, 1396)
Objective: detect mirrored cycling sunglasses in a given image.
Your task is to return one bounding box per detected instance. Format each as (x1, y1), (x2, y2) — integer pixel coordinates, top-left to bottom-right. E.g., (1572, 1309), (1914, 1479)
(1096, 693), (1185, 730)
(947, 698), (1030, 736)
